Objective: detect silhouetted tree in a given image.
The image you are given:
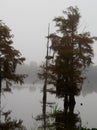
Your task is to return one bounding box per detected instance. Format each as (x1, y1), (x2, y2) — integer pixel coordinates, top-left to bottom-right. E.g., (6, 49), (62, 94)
(40, 6), (97, 106)
(0, 21), (26, 120)
(48, 6), (97, 105)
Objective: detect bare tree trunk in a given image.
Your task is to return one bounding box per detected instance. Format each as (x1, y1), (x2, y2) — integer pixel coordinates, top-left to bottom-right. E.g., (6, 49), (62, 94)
(42, 24), (50, 130)
(0, 64), (2, 123)
(64, 94), (69, 113)
(0, 77), (2, 123)
(69, 95), (76, 104)
(69, 95), (76, 113)
(42, 81), (47, 130)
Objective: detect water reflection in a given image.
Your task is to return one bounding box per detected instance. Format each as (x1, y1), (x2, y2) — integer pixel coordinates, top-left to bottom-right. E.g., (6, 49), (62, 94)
(55, 109), (81, 130)
(37, 100), (81, 130)
(1, 84), (42, 130)
(1, 84), (97, 129)
(36, 83), (81, 130)
(0, 110), (27, 130)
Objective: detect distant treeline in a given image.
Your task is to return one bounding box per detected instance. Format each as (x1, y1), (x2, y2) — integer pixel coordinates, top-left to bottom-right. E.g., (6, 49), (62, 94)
(16, 62), (97, 95)
(16, 61), (41, 84)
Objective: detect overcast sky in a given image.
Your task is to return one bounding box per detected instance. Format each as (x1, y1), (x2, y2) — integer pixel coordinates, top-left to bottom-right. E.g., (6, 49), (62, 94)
(0, 0), (97, 65)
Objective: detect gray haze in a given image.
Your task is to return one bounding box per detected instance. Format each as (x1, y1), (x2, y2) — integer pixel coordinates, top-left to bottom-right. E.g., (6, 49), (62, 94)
(0, 0), (97, 64)
(16, 61), (40, 84)
(16, 62), (97, 96)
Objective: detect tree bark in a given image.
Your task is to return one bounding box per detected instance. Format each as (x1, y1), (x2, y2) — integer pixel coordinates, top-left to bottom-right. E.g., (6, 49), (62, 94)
(0, 77), (2, 123)
(64, 94), (69, 113)
(69, 95), (76, 105)
(69, 95), (76, 113)
(43, 82), (47, 130)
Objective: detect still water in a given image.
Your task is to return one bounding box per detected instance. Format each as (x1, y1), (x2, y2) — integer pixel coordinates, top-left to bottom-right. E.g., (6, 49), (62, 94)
(1, 83), (97, 129)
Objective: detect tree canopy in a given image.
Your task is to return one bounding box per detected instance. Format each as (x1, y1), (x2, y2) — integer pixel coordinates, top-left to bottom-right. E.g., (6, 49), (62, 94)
(0, 21), (26, 91)
(39, 6), (97, 98)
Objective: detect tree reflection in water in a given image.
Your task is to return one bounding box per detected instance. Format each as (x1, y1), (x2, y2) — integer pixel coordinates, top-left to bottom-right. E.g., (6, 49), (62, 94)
(55, 104), (81, 130)
(0, 110), (27, 130)
(36, 87), (81, 130)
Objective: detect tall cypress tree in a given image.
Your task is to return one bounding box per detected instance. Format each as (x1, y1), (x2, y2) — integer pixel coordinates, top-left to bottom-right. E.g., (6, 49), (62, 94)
(0, 21), (26, 119)
(41, 6), (97, 105)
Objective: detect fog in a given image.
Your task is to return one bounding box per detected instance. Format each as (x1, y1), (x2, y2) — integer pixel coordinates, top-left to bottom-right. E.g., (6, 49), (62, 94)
(16, 61), (97, 96)
(0, 0), (97, 65)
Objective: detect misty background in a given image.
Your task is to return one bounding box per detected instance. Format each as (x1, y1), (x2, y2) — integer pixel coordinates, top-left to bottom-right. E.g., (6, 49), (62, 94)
(0, 0), (97, 65)
(16, 61), (97, 96)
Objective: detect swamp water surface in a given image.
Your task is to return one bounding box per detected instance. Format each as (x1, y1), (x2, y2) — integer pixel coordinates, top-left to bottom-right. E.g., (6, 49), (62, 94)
(1, 83), (97, 130)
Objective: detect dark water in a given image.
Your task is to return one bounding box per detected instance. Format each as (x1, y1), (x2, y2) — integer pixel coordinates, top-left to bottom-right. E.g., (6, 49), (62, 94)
(1, 84), (97, 129)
